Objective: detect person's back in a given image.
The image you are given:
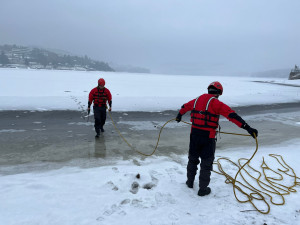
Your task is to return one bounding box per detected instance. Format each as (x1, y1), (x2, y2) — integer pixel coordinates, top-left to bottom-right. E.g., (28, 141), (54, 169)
(176, 81), (258, 196)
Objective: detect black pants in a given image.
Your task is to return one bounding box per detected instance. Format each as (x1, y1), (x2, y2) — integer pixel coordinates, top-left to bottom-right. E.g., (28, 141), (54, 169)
(93, 106), (107, 133)
(187, 128), (216, 189)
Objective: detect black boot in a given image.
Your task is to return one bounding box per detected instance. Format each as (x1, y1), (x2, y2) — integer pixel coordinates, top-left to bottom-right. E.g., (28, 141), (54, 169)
(100, 127), (105, 132)
(95, 132), (100, 138)
(186, 180), (194, 188)
(198, 187), (211, 196)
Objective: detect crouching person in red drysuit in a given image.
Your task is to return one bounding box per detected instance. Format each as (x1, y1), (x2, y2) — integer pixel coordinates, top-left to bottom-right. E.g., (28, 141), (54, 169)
(88, 78), (112, 138)
(176, 81), (258, 196)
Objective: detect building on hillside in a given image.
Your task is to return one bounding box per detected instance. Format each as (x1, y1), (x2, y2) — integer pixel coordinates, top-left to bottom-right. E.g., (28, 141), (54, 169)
(289, 65), (300, 80)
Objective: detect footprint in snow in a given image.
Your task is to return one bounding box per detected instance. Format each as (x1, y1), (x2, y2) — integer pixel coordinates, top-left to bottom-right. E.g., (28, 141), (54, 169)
(112, 167), (119, 173)
(120, 199), (131, 205)
(130, 181), (139, 194)
(155, 192), (176, 205)
(102, 204), (120, 216)
(168, 212), (179, 221)
(106, 181), (118, 191)
(143, 182), (156, 190)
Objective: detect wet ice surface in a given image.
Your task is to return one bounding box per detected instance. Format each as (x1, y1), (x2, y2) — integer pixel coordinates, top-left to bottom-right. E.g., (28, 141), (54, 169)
(0, 103), (299, 175)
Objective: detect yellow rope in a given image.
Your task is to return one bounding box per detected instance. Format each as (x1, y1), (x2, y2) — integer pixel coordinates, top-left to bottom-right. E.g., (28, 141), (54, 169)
(108, 110), (175, 156)
(107, 110), (300, 214)
(212, 134), (299, 214)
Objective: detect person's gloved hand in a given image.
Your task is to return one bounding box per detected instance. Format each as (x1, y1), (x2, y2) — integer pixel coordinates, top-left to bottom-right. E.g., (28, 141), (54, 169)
(176, 113), (182, 123)
(243, 123), (258, 139)
(87, 108), (90, 115)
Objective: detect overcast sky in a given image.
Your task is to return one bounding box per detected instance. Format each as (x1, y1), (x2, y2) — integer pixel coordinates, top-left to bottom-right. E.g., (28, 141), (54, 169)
(1, 0), (299, 75)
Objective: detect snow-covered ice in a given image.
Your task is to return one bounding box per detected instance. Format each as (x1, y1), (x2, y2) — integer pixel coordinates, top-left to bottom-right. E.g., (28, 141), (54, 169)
(0, 68), (299, 111)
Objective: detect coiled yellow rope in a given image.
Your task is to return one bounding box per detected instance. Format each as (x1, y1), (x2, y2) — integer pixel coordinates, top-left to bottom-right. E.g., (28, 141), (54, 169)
(107, 110), (300, 214)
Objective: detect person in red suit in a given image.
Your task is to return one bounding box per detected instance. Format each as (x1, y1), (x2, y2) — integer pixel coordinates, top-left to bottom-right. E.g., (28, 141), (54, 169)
(88, 78), (112, 138)
(176, 81), (258, 196)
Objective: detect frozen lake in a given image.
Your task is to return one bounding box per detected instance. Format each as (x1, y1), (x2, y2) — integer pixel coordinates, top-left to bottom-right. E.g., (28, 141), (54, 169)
(1, 102), (299, 175)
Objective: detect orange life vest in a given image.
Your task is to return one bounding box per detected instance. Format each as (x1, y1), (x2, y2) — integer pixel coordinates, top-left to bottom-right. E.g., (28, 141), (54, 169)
(93, 87), (109, 106)
(190, 94), (220, 130)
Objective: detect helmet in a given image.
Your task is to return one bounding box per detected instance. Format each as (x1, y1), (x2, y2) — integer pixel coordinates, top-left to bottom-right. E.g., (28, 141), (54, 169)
(98, 78), (105, 86)
(208, 81), (223, 95)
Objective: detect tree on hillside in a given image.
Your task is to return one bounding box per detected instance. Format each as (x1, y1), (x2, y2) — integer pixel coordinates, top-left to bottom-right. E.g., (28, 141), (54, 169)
(0, 44), (115, 71)
(24, 58), (30, 66)
(0, 51), (9, 65)
(39, 54), (48, 67)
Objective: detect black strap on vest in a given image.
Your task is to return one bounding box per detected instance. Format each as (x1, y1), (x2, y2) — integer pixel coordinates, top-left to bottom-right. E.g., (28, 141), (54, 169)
(95, 87), (106, 107)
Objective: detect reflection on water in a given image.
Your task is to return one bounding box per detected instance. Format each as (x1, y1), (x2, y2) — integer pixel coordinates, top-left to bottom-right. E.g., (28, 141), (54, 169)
(94, 136), (107, 158)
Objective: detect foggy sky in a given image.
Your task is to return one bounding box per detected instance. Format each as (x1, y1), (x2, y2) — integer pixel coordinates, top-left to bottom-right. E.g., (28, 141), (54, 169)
(1, 0), (299, 75)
